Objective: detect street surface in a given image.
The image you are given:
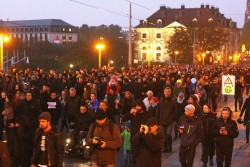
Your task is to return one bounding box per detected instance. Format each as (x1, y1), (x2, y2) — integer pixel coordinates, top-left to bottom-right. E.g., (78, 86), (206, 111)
(64, 95), (250, 167)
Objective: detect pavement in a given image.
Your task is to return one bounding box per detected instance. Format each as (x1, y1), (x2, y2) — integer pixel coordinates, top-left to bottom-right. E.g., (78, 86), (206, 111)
(64, 95), (250, 167)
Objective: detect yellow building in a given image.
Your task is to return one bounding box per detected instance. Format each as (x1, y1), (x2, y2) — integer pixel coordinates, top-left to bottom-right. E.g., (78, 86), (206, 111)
(134, 4), (240, 64)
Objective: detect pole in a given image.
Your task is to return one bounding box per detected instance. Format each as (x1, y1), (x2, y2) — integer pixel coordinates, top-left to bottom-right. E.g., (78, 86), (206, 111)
(0, 34), (3, 71)
(175, 54), (176, 64)
(193, 30), (196, 65)
(99, 48), (101, 68)
(203, 56), (204, 65)
(128, 2), (132, 66)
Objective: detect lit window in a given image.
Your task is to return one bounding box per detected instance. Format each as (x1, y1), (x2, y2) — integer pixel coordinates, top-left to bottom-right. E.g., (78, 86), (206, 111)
(208, 18), (214, 22)
(156, 46), (161, 50)
(157, 19), (162, 26)
(142, 53), (147, 60)
(156, 53), (161, 60)
(69, 28), (72, 32)
(143, 20), (148, 27)
(63, 28), (65, 32)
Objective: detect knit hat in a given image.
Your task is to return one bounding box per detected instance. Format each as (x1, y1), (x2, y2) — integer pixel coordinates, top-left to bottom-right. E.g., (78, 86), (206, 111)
(39, 112), (51, 121)
(94, 109), (107, 120)
(176, 79), (182, 84)
(146, 117), (158, 126)
(185, 104), (195, 113)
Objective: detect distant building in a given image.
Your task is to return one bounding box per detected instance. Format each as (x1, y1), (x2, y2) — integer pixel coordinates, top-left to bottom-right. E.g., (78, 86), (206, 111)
(134, 4), (240, 64)
(0, 19), (77, 44)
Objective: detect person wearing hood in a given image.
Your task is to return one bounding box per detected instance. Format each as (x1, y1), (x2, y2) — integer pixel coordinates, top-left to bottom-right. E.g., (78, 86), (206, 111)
(174, 92), (188, 140)
(31, 112), (64, 167)
(156, 87), (177, 152)
(239, 95), (250, 143)
(200, 104), (217, 167)
(213, 107), (239, 167)
(178, 104), (204, 167)
(188, 94), (203, 118)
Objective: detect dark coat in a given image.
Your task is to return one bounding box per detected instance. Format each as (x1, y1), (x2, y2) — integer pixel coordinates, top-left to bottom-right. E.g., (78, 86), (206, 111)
(65, 95), (82, 123)
(157, 97), (177, 126)
(201, 112), (217, 138)
(74, 111), (94, 132)
(86, 120), (122, 165)
(178, 115), (204, 146)
(31, 127), (64, 167)
(46, 98), (62, 126)
(0, 141), (10, 167)
(240, 96), (250, 124)
(132, 130), (165, 167)
(213, 116), (239, 146)
(122, 111), (152, 136)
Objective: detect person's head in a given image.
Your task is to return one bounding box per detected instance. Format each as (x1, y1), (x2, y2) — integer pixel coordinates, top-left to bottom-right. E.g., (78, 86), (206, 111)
(1, 91), (6, 99)
(203, 104), (211, 114)
(146, 117), (159, 134)
(184, 104), (195, 117)
(90, 93), (97, 101)
(150, 97), (159, 105)
(99, 101), (108, 111)
(61, 90), (67, 98)
(124, 91), (132, 99)
(69, 87), (76, 97)
(146, 90), (153, 99)
(188, 94), (198, 104)
(221, 107), (232, 121)
(50, 91), (57, 100)
(134, 100), (146, 113)
(39, 112), (51, 131)
(14, 90), (21, 98)
(164, 87), (171, 98)
(178, 92), (185, 100)
(94, 109), (107, 125)
(176, 80), (182, 87)
(109, 86), (116, 95)
(80, 105), (88, 114)
(26, 92), (33, 101)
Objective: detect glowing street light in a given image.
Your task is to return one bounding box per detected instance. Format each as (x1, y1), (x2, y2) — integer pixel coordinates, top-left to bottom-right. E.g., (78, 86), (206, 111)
(202, 53), (206, 65)
(0, 34), (10, 71)
(174, 51), (179, 64)
(69, 64), (74, 68)
(96, 43), (105, 68)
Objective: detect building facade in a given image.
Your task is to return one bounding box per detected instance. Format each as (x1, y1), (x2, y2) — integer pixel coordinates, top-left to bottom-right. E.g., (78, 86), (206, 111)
(134, 4), (240, 64)
(0, 19), (77, 44)
(246, 0), (250, 24)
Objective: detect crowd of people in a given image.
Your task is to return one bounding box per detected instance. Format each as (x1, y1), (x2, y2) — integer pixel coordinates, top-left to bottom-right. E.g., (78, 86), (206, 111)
(0, 64), (249, 167)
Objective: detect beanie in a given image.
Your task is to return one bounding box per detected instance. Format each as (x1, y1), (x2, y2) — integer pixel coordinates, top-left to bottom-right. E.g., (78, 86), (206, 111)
(39, 112), (51, 121)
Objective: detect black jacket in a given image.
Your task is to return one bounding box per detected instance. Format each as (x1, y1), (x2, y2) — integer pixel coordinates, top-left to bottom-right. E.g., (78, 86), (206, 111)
(65, 95), (82, 123)
(178, 115), (204, 146)
(46, 98), (62, 126)
(31, 127), (64, 167)
(122, 111), (152, 136)
(201, 112), (217, 138)
(132, 129), (165, 167)
(157, 96), (177, 126)
(213, 117), (239, 146)
(75, 111), (94, 132)
(240, 96), (250, 124)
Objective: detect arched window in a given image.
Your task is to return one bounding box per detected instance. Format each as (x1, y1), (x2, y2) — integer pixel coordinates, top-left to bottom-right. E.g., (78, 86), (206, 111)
(208, 18), (213, 22)
(156, 46), (161, 50)
(142, 46), (147, 50)
(141, 46), (147, 60)
(157, 19), (162, 27)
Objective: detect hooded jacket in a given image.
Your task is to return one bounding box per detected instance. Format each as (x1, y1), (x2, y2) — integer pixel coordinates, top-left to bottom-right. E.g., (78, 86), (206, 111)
(213, 109), (239, 146)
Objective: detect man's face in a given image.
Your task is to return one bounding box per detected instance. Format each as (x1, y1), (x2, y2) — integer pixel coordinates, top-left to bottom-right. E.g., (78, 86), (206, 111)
(61, 91), (66, 98)
(80, 106), (87, 114)
(1, 92), (6, 99)
(222, 110), (230, 120)
(26, 93), (32, 101)
(147, 92), (153, 99)
(90, 94), (96, 100)
(135, 105), (143, 112)
(50, 93), (57, 100)
(96, 118), (106, 125)
(164, 89), (171, 98)
(184, 110), (194, 117)
(203, 105), (210, 114)
(150, 125), (158, 134)
(99, 102), (108, 111)
(39, 118), (50, 129)
(69, 90), (76, 97)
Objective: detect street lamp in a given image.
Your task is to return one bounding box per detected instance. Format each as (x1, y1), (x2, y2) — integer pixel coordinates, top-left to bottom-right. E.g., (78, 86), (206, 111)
(0, 34), (9, 71)
(96, 43), (105, 68)
(174, 51), (179, 64)
(202, 53), (206, 65)
(69, 64), (74, 68)
(110, 60), (114, 66)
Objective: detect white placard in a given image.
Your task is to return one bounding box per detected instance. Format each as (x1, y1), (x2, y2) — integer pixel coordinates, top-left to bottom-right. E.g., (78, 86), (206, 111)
(222, 75), (235, 95)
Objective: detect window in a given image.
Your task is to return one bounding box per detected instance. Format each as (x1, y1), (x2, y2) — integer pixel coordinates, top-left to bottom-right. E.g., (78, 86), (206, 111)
(63, 34), (66, 43)
(156, 53), (161, 61)
(45, 33), (48, 41)
(69, 28), (72, 32)
(156, 33), (161, 39)
(208, 18), (213, 22)
(20, 28), (24, 32)
(156, 47), (161, 50)
(69, 35), (72, 42)
(142, 33), (147, 39)
(30, 28), (33, 32)
(25, 28), (28, 32)
(40, 27), (43, 32)
(40, 33), (43, 40)
(21, 34), (23, 39)
(25, 34), (28, 40)
(157, 19), (162, 27)
(35, 34), (37, 41)
(142, 53), (147, 60)
(63, 28), (66, 32)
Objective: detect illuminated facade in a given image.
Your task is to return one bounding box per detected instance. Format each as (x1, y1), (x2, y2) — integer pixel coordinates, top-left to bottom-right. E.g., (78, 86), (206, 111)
(0, 19), (77, 44)
(134, 4), (240, 64)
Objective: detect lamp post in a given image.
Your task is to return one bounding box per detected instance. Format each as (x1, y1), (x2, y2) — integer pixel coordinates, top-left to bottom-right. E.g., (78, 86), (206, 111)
(0, 34), (9, 71)
(96, 43), (105, 68)
(202, 53), (206, 65)
(192, 18), (198, 65)
(174, 51), (179, 64)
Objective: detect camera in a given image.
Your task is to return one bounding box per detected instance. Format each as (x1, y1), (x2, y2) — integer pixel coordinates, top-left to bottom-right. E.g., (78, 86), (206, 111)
(93, 137), (104, 148)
